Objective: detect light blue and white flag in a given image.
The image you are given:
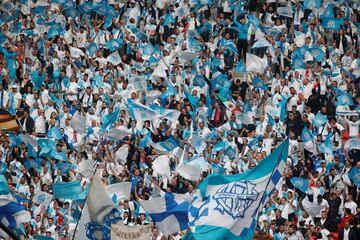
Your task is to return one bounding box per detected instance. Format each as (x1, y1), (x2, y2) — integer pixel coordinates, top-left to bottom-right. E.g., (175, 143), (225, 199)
(140, 192), (190, 235)
(292, 57), (306, 69)
(33, 191), (53, 208)
(190, 134), (207, 154)
(106, 51), (122, 65)
(290, 177), (309, 193)
(212, 141), (228, 152)
(301, 126), (314, 142)
(336, 92), (354, 106)
(0, 196), (31, 229)
(344, 138), (360, 151)
(252, 39), (271, 49)
(54, 162), (71, 174)
(127, 99), (160, 120)
(313, 112), (328, 128)
(277, 6), (293, 18)
(322, 17), (343, 31)
(308, 47), (326, 62)
(106, 39), (123, 52)
(187, 139), (289, 240)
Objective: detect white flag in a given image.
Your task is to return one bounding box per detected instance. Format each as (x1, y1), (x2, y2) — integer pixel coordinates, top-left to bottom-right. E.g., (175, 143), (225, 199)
(246, 53), (268, 73)
(177, 164), (201, 181)
(70, 112), (86, 134)
(70, 47), (85, 58)
(152, 155), (171, 177)
(78, 160), (95, 178)
(103, 128), (131, 141)
(87, 171), (114, 222)
(106, 182), (132, 201)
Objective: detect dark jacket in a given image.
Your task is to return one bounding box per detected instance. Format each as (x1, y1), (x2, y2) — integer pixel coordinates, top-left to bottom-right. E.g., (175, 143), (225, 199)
(20, 116), (35, 134)
(339, 227), (357, 240)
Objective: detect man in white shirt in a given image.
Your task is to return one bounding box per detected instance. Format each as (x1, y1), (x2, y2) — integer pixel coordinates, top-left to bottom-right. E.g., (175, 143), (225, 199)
(344, 194), (357, 215)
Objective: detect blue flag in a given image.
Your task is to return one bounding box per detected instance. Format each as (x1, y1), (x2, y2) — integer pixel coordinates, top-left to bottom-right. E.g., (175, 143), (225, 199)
(336, 92), (354, 106)
(52, 181), (83, 199)
(24, 160), (41, 171)
(322, 17), (343, 31)
(301, 126), (314, 142)
(0, 175), (9, 194)
(213, 141), (227, 152)
(159, 137), (179, 152)
(290, 177), (310, 193)
(87, 42), (98, 57)
(106, 39), (123, 52)
(48, 126), (63, 140)
(292, 57), (306, 69)
(100, 109), (120, 133)
(47, 24), (63, 40)
(348, 166), (360, 187)
(0, 198), (30, 229)
(55, 162), (72, 174)
(278, 98), (287, 122)
(313, 112), (328, 128)
(308, 47), (326, 62)
(235, 60), (246, 73)
(161, 83), (178, 99)
(252, 76), (268, 90)
(319, 133), (333, 154)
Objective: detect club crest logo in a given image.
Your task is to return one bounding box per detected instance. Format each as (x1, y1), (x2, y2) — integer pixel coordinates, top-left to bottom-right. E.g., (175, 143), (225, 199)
(213, 181), (258, 219)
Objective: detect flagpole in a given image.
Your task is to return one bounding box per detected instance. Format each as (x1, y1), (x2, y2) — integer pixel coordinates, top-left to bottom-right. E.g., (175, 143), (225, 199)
(0, 222), (20, 240)
(251, 139), (288, 233)
(71, 168), (97, 240)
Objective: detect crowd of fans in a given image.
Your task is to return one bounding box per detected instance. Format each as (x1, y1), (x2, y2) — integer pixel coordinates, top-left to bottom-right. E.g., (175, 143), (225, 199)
(0, 0), (359, 239)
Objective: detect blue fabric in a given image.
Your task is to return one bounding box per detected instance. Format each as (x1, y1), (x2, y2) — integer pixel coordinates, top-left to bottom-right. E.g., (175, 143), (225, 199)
(148, 193), (190, 231)
(0, 201), (27, 229)
(301, 126), (314, 142)
(290, 177), (310, 192)
(0, 175), (9, 194)
(52, 181), (83, 199)
(159, 137), (179, 152)
(100, 109), (120, 133)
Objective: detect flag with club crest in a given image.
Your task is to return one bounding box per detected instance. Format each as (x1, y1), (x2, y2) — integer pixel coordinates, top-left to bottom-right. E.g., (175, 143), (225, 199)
(301, 126), (314, 142)
(336, 92), (354, 106)
(319, 133), (333, 155)
(186, 139), (289, 240)
(290, 177), (310, 193)
(313, 112), (328, 128)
